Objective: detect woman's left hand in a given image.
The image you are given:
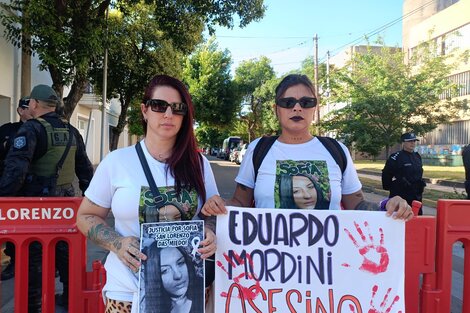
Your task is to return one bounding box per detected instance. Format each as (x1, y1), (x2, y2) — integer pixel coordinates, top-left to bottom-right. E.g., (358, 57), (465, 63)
(199, 227), (216, 259)
(385, 196), (414, 221)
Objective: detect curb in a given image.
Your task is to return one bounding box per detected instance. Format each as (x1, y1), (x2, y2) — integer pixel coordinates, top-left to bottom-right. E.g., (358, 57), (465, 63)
(356, 169), (465, 188)
(362, 185), (437, 209)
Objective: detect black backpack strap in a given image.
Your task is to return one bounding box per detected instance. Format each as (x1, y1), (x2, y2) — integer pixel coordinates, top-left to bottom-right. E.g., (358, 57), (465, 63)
(252, 135), (347, 183)
(317, 136), (347, 174)
(253, 135), (279, 182)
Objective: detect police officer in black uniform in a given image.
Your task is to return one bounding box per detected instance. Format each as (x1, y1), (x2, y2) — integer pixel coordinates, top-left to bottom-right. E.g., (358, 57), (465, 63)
(463, 144), (470, 200)
(382, 132), (426, 215)
(0, 97), (33, 281)
(0, 97), (33, 176)
(0, 84), (94, 312)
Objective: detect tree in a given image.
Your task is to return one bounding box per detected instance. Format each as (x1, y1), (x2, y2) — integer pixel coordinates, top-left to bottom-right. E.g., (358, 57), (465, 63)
(234, 56), (275, 141)
(251, 77), (280, 136)
(183, 38), (239, 128)
(90, 2), (185, 150)
(1, 0), (266, 120)
(324, 43), (465, 157)
(1, 0), (110, 119)
(194, 123), (229, 149)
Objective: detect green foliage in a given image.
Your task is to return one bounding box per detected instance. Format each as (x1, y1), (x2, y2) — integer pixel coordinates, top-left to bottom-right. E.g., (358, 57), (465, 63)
(252, 77), (281, 136)
(127, 101), (144, 136)
(234, 56), (275, 141)
(0, 0), (110, 119)
(183, 38), (239, 128)
(323, 43), (465, 157)
(90, 2), (185, 149)
(0, 0), (265, 124)
(195, 123), (229, 148)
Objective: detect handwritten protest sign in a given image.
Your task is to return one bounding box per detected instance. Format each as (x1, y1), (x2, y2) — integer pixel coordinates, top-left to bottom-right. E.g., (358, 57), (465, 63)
(215, 207), (405, 313)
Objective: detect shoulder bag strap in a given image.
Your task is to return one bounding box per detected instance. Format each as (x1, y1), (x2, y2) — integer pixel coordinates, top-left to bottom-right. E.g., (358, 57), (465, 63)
(135, 143), (166, 222)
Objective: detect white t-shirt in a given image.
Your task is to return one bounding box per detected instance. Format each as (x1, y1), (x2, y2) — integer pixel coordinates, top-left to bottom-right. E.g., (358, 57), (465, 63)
(236, 137), (361, 210)
(85, 140), (219, 305)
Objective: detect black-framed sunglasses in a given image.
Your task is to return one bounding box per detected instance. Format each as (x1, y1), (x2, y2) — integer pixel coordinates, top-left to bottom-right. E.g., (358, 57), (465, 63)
(277, 97), (317, 109)
(19, 98), (30, 108)
(146, 99), (188, 115)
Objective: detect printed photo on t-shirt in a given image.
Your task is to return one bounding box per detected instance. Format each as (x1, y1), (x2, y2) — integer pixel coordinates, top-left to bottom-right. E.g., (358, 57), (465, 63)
(275, 160), (331, 210)
(139, 186), (198, 223)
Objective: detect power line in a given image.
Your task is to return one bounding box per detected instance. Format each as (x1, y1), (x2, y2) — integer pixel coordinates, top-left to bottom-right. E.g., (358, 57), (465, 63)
(217, 35), (311, 39)
(324, 0), (436, 61)
(231, 0), (437, 68)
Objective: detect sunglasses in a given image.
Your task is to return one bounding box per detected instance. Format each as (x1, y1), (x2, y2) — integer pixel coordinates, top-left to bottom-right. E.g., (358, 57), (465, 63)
(277, 97), (317, 109)
(146, 99), (188, 115)
(19, 98), (30, 108)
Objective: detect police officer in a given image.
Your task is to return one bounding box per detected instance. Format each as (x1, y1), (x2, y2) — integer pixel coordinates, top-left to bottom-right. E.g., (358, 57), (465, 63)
(0, 97), (34, 281)
(463, 144), (470, 200)
(0, 97), (33, 176)
(0, 84), (94, 312)
(382, 132), (426, 215)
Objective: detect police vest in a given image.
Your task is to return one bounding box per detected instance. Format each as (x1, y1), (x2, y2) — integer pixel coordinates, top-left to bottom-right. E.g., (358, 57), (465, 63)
(30, 117), (77, 186)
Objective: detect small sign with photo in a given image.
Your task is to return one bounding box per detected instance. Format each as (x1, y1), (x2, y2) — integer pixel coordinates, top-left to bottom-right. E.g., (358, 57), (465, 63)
(138, 220), (205, 313)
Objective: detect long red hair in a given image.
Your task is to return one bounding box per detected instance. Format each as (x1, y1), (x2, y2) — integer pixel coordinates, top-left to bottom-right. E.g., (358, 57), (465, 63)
(141, 75), (206, 202)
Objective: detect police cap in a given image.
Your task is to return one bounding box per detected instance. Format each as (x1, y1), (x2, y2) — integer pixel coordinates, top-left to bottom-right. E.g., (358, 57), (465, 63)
(401, 132), (419, 142)
(30, 84), (59, 105)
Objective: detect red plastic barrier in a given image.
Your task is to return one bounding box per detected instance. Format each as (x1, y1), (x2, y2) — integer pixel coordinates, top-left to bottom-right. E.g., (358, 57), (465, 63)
(0, 197), (105, 312)
(405, 215), (436, 313)
(420, 200), (470, 313)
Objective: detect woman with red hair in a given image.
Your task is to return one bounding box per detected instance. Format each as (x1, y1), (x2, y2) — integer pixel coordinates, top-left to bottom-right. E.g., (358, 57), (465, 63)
(77, 74), (218, 313)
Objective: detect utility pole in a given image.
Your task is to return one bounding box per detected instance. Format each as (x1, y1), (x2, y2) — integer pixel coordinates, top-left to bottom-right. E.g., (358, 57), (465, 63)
(100, 7), (109, 161)
(313, 34), (321, 135)
(326, 50), (330, 113)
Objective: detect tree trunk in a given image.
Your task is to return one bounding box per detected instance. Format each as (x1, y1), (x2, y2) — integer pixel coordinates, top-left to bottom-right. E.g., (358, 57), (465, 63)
(20, 2), (31, 97)
(109, 95), (130, 151)
(21, 39), (31, 97)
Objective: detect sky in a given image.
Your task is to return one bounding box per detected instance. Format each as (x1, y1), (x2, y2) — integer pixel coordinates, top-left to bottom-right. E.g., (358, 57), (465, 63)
(210, 0), (405, 75)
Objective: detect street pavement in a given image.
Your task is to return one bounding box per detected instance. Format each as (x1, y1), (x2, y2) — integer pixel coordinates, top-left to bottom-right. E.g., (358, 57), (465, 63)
(1, 155), (465, 312)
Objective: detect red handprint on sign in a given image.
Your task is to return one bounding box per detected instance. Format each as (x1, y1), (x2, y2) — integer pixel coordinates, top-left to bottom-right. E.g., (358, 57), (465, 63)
(216, 251), (262, 301)
(367, 285), (401, 313)
(343, 221), (389, 274)
(347, 285), (401, 313)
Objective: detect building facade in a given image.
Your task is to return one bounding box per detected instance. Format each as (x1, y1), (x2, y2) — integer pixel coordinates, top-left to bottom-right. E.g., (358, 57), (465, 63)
(403, 0), (470, 165)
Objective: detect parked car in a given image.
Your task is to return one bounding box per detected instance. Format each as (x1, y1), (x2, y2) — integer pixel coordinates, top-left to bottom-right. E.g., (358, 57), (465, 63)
(236, 143), (248, 164)
(229, 147), (240, 163)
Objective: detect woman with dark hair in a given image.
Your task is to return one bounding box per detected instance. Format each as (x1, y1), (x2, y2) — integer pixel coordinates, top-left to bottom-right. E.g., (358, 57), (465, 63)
(201, 73), (413, 219)
(143, 243), (203, 313)
(278, 173), (328, 210)
(77, 74), (218, 313)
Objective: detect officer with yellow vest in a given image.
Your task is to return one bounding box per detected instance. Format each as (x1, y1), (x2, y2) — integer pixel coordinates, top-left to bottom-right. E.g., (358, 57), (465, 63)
(0, 84), (93, 312)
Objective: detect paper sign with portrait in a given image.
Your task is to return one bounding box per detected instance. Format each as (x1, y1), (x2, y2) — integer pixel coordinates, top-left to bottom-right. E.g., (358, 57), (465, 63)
(215, 207), (405, 313)
(139, 220), (205, 313)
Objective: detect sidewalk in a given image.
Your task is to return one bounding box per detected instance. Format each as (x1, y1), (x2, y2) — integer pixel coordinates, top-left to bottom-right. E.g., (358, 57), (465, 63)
(356, 169), (466, 216)
(356, 169), (466, 194)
